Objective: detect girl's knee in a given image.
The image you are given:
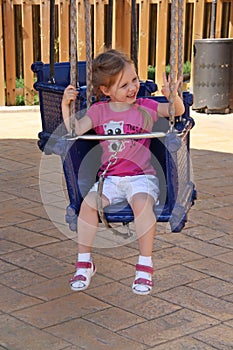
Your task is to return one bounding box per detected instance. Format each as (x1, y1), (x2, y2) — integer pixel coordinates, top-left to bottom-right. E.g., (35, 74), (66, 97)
(130, 193), (154, 216)
(80, 192), (98, 213)
(80, 191), (110, 215)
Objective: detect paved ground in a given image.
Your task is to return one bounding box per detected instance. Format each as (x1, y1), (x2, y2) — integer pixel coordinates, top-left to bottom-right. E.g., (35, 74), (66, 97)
(0, 106), (233, 350)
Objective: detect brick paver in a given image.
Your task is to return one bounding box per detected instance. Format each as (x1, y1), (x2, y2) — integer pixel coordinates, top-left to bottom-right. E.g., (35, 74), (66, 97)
(0, 107), (233, 349)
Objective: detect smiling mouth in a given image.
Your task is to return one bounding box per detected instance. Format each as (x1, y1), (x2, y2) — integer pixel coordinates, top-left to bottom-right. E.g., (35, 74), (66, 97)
(128, 93), (136, 98)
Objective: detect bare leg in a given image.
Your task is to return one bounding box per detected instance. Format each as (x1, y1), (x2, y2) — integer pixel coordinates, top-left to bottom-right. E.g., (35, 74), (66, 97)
(130, 193), (156, 256)
(77, 191), (110, 253)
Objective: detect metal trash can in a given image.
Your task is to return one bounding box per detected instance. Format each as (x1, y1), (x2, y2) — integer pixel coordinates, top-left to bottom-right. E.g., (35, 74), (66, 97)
(192, 38), (233, 113)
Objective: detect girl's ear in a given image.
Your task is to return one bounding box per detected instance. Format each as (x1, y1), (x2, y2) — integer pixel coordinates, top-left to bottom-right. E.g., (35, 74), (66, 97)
(100, 85), (110, 96)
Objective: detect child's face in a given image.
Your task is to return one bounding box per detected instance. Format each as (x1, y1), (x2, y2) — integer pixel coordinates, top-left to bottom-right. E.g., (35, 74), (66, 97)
(102, 63), (140, 104)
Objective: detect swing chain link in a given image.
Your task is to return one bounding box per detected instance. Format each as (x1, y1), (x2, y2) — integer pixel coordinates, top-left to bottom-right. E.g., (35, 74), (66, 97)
(100, 141), (123, 178)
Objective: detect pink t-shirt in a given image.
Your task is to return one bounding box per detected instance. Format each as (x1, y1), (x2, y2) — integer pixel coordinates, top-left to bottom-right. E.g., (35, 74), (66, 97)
(86, 98), (159, 176)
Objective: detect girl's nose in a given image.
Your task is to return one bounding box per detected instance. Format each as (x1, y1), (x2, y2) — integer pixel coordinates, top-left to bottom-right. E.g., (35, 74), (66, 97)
(129, 83), (136, 91)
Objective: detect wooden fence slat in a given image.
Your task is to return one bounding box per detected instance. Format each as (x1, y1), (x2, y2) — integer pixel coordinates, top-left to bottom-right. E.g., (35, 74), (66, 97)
(138, 0), (150, 81)
(59, 0), (69, 61)
(115, 0), (131, 55)
(193, 0), (205, 40)
(114, 0), (123, 51)
(0, 0), (5, 105)
(3, 0), (16, 105)
(230, 0), (233, 38)
(78, 0), (86, 60)
(155, 0), (168, 89)
(22, 0), (35, 105)
(215, 0), (223, 38)
(94, 0), (105, 55)
(40, 0), (50, 63)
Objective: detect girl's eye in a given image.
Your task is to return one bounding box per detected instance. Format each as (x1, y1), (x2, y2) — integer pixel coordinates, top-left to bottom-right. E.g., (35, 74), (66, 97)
(120, 83), (127, 89)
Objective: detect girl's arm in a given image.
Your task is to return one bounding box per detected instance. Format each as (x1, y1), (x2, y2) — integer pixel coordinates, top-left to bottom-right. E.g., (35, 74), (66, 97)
(62, 85), (93, 135)
(157, 73), (185, 117)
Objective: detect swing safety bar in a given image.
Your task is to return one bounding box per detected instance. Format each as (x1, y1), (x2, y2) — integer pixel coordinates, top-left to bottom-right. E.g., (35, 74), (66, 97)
(64, 131), (167, 141)
(63, 116), (194, 142)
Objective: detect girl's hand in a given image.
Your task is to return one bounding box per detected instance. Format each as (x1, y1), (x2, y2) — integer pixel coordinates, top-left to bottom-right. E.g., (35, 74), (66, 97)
(161, 73), (183, 99)
(62, 85), (78, 105)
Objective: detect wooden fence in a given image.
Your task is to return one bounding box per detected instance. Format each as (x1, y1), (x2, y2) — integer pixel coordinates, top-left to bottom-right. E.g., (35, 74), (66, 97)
(0, 0), (232, 106)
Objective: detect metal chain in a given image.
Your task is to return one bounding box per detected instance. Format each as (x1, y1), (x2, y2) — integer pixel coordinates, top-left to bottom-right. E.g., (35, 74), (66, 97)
(84, 0), (92, 110)
(70, 0), (77, 137)
(99, 141), (123, 179)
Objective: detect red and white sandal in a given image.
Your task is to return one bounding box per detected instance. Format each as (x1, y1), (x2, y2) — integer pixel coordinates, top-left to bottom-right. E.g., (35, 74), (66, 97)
(132, 264), (154, 295)
(69, 261), (96, 291)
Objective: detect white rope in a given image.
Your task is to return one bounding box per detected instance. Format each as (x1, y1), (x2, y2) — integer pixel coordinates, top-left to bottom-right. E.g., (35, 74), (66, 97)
(69, 0), (77, 137)
(169, 0), (178, 131)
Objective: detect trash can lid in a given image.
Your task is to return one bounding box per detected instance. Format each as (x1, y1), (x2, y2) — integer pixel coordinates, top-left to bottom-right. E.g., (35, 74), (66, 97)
(194, 38), (233, 44)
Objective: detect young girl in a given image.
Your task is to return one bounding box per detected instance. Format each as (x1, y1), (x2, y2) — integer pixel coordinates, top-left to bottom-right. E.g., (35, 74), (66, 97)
(62, 49), (184, 295)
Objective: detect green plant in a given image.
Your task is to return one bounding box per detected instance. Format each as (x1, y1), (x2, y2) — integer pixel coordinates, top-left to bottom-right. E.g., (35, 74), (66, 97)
(183, 61), (191, 74)
(165, 64), (170, 75)
(15, 77), (39, 106)
(16, 77), (24, 88)
(16, 95), (25, 106)
(148, 65), (155, 80)
(147, 61), (191, 80)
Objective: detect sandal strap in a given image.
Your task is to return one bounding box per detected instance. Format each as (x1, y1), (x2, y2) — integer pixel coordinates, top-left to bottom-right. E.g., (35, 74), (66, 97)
(75, 261), (93, 269)
(69, 274), (87, 283)
(134, 277), (154, 287)
(136, 264), (154, 274)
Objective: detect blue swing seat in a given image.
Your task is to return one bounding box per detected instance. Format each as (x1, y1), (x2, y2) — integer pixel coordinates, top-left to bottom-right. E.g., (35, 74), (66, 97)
(32, 61), (196, 233)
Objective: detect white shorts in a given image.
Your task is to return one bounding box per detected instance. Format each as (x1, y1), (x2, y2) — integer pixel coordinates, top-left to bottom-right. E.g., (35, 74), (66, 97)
(89, 174), (160, 205)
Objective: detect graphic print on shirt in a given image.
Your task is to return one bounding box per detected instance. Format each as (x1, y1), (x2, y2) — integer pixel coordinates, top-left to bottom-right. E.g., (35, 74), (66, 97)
(103, 119), (145, 153)
(103, 120), (126, 153)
